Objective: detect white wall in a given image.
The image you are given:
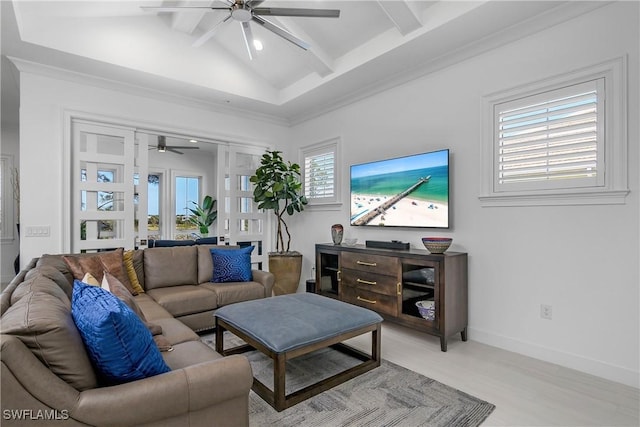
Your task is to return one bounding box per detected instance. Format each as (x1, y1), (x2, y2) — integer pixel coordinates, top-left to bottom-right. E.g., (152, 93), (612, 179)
(0, 125), (19, 283)
(18, 70), (289, 265)
(288, 2), (639, 388)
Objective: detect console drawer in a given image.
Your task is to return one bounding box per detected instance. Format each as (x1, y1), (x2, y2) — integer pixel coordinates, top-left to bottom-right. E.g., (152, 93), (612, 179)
(342, 285), (397, 317)
(341, 268), (398, 296)
(341, 252), (398, 274)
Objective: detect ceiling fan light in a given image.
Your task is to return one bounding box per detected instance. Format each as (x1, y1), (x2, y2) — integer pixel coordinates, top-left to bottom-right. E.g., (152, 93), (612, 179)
(231, 7), (252, 22)
(158, 146), (166, 153)
(253, 39), (263, 51)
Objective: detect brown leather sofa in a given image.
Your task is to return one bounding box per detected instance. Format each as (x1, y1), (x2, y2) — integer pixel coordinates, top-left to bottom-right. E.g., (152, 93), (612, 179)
(0, 245), (275, 426)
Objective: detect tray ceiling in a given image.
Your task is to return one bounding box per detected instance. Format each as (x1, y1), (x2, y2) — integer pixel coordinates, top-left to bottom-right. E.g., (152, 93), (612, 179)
(2, 1), (604, 123)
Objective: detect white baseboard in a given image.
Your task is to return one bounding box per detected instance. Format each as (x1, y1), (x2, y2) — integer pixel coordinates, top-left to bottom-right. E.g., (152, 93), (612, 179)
(469, 327), (639, 389)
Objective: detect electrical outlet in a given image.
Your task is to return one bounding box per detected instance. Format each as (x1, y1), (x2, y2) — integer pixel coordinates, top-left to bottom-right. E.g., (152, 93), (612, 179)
(540, 304), (553, 320)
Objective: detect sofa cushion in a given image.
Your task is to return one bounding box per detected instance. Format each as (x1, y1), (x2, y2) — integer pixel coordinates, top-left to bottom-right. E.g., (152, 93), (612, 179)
(71, 281), (170, 385)
(11, 274), (71, 307)
(123, 250), (145, 294)
(36, 253), (87, 287)
(161, 340), (223, 370)
(210, 246), (254, 283)
(147, 317), (200, 345)
(24, 265), (73, 299)
(134, 293), (174, 321)
(201, 281), (266, 307)
(144, 246), (198, 290)
(146, 286), (217, 317)
(1, 290), (98, 391)
(63, 248), (137, 295)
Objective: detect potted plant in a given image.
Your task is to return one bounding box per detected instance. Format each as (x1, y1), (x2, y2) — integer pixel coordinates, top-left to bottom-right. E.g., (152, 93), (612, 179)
(188, 195), (217, 237)
(250, 150), (308, 295)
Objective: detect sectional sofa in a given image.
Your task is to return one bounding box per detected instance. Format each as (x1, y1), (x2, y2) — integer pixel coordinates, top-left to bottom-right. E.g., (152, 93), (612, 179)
(0, 245), (275, 426)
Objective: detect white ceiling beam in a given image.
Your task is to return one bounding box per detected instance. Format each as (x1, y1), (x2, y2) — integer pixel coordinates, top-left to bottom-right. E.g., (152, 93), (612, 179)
(171, 1), (211, 34)
(376, 0), (422, 36)
(266, 17), (334, 78)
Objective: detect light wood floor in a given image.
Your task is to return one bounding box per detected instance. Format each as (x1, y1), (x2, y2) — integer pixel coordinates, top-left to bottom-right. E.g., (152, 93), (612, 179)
(345, 322), (639, 427)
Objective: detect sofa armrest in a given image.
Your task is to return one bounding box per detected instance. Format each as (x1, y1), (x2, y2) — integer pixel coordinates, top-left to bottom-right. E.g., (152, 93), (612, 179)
(252, 269), (275, 297)
(72, 355), (252, 426)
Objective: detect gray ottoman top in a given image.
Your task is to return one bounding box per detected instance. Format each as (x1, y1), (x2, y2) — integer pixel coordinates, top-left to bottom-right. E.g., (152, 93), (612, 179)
(215, 293), (383, 353)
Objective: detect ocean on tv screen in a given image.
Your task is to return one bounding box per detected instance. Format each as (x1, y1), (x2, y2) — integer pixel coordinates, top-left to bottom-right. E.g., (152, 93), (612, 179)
(350, 151), (449, 228)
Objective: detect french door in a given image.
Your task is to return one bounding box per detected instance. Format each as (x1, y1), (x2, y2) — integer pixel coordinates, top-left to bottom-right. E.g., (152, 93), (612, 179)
(71, 121), (137, 252)
(216, 145), (269, 270)
(70, 119), (269, 260)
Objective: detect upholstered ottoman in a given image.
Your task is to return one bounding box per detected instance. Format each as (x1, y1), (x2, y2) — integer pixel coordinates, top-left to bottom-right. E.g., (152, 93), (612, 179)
(215, 292), (383, 411)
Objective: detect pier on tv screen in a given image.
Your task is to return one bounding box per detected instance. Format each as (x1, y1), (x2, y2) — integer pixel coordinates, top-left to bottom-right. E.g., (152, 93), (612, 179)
(350, 149), (449, 228)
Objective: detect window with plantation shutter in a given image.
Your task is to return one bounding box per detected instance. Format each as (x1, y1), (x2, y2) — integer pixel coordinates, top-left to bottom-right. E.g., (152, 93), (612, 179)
(480, 57), (628, 206)
(301, 138), (340, 206)
(496, 79), (603, 191)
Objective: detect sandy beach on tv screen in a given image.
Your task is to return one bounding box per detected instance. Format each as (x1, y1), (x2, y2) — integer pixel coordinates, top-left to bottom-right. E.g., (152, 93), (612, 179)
(351, 194), (448, 228)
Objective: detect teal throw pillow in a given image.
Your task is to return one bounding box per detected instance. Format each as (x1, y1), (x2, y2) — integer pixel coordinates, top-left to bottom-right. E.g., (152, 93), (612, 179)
(210, 246), (254, 283)
(71, 280), (170, 385)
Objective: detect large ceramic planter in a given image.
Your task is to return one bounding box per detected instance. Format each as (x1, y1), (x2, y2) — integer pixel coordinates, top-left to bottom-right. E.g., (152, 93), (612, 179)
(269, 252), (303, 295)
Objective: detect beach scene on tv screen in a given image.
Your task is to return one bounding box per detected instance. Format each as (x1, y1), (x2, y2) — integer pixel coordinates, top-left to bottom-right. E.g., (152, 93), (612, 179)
(350, 150), (449, 228)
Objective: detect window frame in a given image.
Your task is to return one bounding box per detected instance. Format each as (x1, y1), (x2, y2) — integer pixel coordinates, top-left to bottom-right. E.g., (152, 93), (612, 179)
(300, 137), (341, 209)
(480, 57), (629, 206)
(171, 171), (202, 239)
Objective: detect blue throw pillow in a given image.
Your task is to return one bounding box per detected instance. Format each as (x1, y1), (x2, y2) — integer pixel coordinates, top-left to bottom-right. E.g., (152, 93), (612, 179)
(71, 280), (170, 385)
(210, 246), (254, 283)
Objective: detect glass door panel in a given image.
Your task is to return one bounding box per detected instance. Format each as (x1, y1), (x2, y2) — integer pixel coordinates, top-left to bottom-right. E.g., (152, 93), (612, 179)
(401, 261), (438, 323)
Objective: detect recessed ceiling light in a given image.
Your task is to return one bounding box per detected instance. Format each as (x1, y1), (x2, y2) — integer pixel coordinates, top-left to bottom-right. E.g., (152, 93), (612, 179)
(189, 139), (198, 143)
(253, 39), (263, 51)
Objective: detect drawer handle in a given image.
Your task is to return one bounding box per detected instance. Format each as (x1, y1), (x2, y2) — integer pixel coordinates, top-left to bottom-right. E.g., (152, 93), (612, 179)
(357, 296), (377, 304)
(357, 278), (377, 285)
(397, 282), (401, 295)
(356, 260), (377, 267)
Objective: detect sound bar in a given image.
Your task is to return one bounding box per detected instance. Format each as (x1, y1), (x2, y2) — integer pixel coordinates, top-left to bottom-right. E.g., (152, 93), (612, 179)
(365, 240), (410, 250)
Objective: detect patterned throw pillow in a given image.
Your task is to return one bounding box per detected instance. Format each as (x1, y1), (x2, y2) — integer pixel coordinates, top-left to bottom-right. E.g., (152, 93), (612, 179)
(210, 246), (254, 283)
(71, 281), (170, 385)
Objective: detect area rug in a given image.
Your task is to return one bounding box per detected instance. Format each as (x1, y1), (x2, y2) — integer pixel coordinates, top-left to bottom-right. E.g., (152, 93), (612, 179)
(202, 333), (495, 427)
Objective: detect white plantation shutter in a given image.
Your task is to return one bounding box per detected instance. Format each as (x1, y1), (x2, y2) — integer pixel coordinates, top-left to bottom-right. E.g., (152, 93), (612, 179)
(495, 79), (604, 191)
(305, 151), (335, 200)
(301, 138), (340, 205)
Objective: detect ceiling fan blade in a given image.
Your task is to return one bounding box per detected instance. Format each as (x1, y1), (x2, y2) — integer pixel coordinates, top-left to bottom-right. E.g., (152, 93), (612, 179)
(140, 6), (230, 12)
(251, 15), (310, 50)
(246, 0), (265, 7)
(167, 148), (184, 155)
(169, 146), (200, 150)
(241, 22), (257, 61)
(193, 13), (233, 47)
(252, 8), (340, 18)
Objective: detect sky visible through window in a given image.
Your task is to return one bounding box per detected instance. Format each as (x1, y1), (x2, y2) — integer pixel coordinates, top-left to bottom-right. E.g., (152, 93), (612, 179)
(175, 176), (199, 215)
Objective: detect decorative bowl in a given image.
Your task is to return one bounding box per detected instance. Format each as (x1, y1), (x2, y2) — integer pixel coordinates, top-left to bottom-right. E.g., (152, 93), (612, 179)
(342, 238), (358, 247)
(415, 300), (435, 321)
(422, 237), (452, 254)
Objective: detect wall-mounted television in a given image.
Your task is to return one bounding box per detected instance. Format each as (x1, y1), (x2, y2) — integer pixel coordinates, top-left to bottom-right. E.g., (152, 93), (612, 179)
(350, 149), (449, 228)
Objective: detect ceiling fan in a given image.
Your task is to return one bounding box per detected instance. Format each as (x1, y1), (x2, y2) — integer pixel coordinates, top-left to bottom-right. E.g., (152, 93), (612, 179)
(141, 0), (340, 59)
(156, 135), (200, 155)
